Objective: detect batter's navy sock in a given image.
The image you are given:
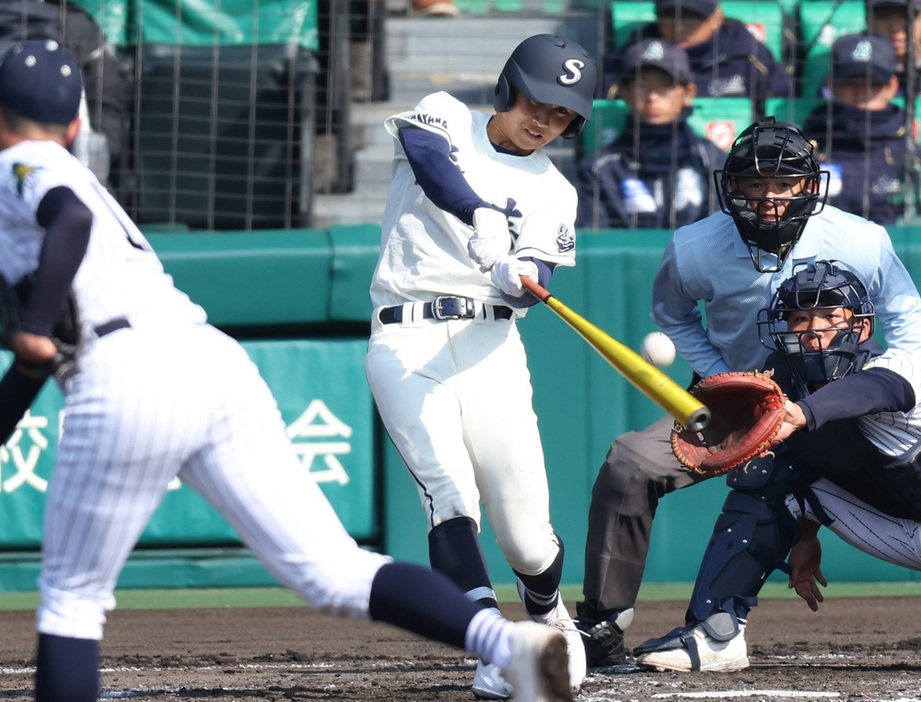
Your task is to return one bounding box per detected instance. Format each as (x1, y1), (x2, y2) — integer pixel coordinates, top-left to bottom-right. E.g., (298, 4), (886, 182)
(369, 562), (482, 650)
(35, 633), (99, 702)
(515, 535), (565, 615)
(428, 517), (499, 609)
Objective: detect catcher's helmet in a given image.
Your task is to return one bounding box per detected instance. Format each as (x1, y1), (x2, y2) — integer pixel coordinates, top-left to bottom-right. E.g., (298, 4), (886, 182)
(757, 260), (874, 390)
(715, 118), (828, 273)
(494, 34), (597, 139)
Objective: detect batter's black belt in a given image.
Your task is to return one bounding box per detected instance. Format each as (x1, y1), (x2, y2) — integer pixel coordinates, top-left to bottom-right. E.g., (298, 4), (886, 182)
(378, 297), (513, 324)
(94, 317), (131, 338)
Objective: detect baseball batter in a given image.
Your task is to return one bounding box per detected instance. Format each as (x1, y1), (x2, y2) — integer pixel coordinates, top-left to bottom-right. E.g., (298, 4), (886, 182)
(364, 34), (596, 699)
(0, 40), (574, 702)
(635, 261), (921, 671)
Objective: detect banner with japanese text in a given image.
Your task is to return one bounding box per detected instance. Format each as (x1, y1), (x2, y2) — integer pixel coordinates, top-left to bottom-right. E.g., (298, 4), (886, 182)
(0, 338), (377, 550)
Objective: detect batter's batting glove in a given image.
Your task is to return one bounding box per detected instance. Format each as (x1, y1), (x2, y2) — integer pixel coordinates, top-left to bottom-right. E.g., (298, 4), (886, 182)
(469, 207), (511, 270)
(491, 258), (538, 297)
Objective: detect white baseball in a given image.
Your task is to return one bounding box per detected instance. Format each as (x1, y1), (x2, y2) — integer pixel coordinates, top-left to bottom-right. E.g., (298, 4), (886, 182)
(640, 331), (676, 367)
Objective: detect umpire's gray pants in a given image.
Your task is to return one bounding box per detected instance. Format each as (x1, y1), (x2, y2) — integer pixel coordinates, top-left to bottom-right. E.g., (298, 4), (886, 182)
(582, 415), (710, 613)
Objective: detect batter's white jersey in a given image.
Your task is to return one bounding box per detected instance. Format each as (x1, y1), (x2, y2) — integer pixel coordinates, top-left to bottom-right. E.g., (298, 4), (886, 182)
(370, 91), (577, 310)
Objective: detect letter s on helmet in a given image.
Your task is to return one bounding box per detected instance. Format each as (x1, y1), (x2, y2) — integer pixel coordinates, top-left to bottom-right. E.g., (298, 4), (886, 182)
(715, 117), (829, 273)
(494, 34), (597, 139)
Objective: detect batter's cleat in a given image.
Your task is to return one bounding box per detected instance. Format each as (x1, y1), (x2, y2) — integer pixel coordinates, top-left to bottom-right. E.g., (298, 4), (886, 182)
(501, 621), (573, 702)
(574, 602), (631, 667)
(517, 582), (586, 692)
(634, 613), (749, 673)
(472, 659), (513, 700)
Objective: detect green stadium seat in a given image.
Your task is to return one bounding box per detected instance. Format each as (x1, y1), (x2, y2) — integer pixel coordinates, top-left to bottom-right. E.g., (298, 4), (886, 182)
(687, 97), (756, 150)
(796, 1), (867, 97)
(721, 1), (785, 60)
(610, 1), (655, 51)
(580, 99), (632, 154)
(580, 96), (754, 156)
(764, 97), (825, 129)
(610, 0), (785, 59)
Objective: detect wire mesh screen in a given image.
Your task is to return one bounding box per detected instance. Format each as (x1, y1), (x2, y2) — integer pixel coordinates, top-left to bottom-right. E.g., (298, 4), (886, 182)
(3, 1), (918, 230)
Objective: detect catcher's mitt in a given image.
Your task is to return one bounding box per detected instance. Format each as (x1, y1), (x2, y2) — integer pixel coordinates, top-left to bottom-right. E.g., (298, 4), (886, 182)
(671, 370), (787, 477)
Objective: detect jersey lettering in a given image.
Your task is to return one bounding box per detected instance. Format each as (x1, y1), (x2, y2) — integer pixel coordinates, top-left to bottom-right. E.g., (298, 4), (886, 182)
(408, 112), (449, 131)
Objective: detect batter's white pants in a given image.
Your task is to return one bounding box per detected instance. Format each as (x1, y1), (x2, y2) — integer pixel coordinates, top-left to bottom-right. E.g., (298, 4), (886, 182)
(785, 477), (921, 570)
(365, 310), (559, 576)
(37, 321), (390, 640)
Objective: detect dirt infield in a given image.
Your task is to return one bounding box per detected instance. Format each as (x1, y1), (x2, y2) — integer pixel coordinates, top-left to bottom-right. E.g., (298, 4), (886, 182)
(1, 596), (920, 700)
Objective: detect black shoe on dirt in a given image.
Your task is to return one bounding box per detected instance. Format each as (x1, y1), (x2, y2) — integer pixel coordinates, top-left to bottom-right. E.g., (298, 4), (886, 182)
(574, 602), (627, 667)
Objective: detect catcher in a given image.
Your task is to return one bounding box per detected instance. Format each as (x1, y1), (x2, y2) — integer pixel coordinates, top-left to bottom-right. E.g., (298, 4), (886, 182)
(635, 260), (921, 672)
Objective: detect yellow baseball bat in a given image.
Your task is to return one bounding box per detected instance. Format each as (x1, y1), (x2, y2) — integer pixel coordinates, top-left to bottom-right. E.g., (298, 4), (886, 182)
(521, 276), (710, 431)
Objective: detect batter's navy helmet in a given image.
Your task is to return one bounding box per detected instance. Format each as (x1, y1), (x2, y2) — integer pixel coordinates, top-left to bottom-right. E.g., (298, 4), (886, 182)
(715, 118), (828, 273)
(757, 260), (875, 390)
(494, 34), (597, 139)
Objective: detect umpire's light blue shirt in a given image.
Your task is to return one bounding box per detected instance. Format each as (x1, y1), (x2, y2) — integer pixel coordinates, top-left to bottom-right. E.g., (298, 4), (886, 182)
(652, 206), (921, 378)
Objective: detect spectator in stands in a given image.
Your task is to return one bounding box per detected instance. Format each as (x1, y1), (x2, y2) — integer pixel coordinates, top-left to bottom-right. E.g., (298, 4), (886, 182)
(575, 39), (726, 230)
(866, 0), (921, 96)
(601, 0), (790, 113)
(804, 32), (921, 224)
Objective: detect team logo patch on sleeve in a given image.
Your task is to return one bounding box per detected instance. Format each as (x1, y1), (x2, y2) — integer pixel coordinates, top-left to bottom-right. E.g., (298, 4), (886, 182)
(12, 163), (39, 196)
(557, 224), (575, 252)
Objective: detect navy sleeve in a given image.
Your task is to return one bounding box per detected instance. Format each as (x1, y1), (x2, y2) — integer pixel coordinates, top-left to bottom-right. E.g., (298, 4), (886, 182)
(19, 186), (92, 336)
(0, 364), (46, 445)
(399, 126), (489, 225)
(797, 367), (916, 431)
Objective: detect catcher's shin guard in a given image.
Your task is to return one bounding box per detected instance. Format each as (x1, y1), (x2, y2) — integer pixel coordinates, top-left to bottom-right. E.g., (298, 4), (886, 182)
(686, 456), (802, 623)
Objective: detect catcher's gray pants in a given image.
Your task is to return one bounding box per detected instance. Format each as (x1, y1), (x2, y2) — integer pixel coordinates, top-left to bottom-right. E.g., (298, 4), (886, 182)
(583, 415), (709, 614)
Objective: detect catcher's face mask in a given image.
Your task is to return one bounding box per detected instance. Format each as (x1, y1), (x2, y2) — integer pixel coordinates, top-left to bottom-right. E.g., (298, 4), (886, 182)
(757, 260), (875, 389)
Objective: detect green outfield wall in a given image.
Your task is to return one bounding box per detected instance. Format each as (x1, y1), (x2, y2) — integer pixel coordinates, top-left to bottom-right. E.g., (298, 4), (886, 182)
(0, 225), (919, 591)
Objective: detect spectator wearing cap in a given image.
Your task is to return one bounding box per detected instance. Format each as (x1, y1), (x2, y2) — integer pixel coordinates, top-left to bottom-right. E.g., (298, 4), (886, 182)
(601, 0), (790, 113)
(575, 38), (726, 230)
(804, 31), (921, 224)
(866, 0), (921, 95)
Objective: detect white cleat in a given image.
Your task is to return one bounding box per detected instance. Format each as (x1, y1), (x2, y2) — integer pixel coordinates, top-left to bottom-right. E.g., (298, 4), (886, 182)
(517, 581), (586, 692)
(472, 659), (513, 700)
(501, 621), (573, 702)
(637, 622), (750, 673)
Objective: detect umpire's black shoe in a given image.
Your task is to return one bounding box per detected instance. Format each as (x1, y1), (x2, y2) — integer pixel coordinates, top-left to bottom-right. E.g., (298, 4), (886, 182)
(574, 602), (630, 667)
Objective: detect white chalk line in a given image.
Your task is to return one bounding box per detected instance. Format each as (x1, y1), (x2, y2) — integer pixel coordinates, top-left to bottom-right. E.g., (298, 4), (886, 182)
(652, 691), (840, 699)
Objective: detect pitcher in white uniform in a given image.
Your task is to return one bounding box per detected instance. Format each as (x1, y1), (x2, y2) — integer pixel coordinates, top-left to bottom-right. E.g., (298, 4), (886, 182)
(0, 40), (576, 702)
(365, 33), (597, 699)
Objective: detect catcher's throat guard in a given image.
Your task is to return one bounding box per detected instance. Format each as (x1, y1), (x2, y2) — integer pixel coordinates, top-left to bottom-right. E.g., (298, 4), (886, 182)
(671, 370), (787, 477)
